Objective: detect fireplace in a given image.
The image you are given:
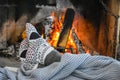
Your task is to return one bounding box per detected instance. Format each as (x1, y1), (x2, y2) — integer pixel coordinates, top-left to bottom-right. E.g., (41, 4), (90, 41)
(0, 0), (120, 58)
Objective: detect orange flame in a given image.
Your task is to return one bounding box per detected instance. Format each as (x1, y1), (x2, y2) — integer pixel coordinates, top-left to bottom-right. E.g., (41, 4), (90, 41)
(22, 30), (27, 39)
(22, 11), (79, 54)
(47, 11), (78, 53)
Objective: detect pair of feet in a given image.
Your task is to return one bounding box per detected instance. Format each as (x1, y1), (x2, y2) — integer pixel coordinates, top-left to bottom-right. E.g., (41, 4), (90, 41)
(19, 23), (54, 70)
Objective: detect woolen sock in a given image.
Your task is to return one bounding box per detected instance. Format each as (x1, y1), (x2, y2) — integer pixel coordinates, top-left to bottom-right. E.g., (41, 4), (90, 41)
(19, 38), (28, 62)
(23, 23), (41, 70)
(22, 23), (62, 70)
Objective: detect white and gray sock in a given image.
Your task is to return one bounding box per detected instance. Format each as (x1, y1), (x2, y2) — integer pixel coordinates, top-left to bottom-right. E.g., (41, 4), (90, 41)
(20, 23), (61, 70)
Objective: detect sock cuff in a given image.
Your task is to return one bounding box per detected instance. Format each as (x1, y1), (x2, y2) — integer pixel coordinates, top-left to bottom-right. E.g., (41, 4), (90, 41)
(36, 42), (54, 64)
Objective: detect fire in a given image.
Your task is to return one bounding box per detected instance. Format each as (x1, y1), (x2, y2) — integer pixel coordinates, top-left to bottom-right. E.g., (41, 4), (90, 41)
(65, 30), (78, 53)
(21, 11), (78, 54)
(22, 30), (27, 39)
(47, 11), (78, 53)
(72, 14), (95, 54)
(47, 12), (62, 47)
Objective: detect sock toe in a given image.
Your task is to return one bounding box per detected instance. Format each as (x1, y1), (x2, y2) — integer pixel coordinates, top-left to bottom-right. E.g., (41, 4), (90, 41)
(26, 23), (40, 40)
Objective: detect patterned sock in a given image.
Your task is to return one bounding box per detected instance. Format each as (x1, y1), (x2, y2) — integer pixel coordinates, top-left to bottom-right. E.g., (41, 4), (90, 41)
(23, 23), (41, 70)
(24, 23), (54, 70)
(19, 38), (38, 70)
(22, 23), (61, 70)
(19, 38), (28, 62)
(26, 23), (40, 40)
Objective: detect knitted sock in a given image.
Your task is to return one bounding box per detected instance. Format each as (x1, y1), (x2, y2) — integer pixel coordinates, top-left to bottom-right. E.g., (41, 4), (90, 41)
(23, 23), (42, 70)
(19, 38), (28, 62)
(19, 37), (38, 70)
(22, 23), (62, 70)
(26, 23), (56, 64)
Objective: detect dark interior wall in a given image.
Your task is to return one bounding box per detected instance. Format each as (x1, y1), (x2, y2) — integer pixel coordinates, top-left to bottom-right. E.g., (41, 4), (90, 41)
(70, 0), (110, 28)
(0, 0), (15, 29)
(14, 0), (56, 21)
(0, 0), (41, 45)
(0, 0), (48, 27)
(15, 0), (39, 21)
(0, 7), (7, 29)
(0, 0), (110, 28)
(0, 0), (57, 45)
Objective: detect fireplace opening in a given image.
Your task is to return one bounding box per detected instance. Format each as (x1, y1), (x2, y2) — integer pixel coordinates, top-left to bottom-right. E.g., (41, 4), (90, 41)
(24, 0), (119, 57)
(0, 0), (119, 58)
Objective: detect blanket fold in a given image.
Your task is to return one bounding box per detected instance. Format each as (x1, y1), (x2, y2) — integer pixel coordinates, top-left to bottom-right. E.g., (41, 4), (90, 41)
(0, 53), (120, 80)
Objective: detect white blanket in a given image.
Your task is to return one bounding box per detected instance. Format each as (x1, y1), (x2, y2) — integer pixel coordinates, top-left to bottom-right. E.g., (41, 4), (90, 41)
(0, 53), (120, 80)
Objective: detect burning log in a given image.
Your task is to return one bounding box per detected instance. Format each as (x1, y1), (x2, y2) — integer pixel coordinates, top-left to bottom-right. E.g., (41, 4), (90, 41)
(57, 8), (75, 52)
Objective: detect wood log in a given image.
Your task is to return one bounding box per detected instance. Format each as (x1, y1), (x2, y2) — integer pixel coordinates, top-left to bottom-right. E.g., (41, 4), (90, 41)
(57, 8), (75, 52)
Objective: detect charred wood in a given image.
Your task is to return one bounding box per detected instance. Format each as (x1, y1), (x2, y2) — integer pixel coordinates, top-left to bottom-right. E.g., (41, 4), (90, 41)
(57, 8), (75, 52)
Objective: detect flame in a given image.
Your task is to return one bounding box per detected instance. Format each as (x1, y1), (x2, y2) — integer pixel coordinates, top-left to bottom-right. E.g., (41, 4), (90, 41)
(65, 30), (78, 53)
(47, 11), (64, 47)
(47, 11), (78, 53)
(22, 30), (27, 39)
(71, 14), (95, 54)
(21, 11), (79, 54)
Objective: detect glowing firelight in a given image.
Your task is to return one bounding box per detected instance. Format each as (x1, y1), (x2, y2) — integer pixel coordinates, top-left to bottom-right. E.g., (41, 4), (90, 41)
(47, 11), (78, 53)
(22, 11), (79, 54)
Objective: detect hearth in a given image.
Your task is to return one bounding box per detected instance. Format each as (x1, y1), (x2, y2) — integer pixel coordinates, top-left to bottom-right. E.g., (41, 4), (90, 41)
(0, 0), (119, 58)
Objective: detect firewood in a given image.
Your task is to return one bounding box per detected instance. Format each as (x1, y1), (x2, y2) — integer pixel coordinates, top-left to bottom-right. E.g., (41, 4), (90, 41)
(57, 8), (75, 52)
